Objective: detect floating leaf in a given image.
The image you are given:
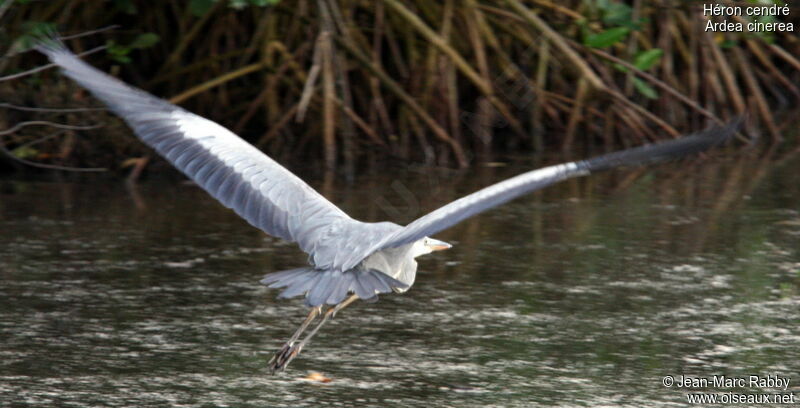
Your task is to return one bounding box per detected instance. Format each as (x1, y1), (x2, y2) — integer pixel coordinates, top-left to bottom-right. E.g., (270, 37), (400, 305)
(302, 372), (332, 383)
(584, 27), (629, 48)
(633, 49), (663, 71)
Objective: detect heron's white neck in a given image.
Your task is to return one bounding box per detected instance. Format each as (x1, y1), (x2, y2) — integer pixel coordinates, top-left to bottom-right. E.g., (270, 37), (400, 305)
(409, 240), (433, 258)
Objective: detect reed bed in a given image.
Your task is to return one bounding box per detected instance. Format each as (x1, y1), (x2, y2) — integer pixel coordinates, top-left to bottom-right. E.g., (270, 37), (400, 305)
(0, 0), (798, 172)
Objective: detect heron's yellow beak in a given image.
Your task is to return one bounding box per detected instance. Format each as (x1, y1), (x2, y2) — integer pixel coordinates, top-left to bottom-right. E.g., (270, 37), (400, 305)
(428, 238), (452, 251)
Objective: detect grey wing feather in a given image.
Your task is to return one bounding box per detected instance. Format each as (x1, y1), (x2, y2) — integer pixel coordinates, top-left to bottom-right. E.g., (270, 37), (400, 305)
(353, 161), (590, 265)
(338, 121), (739, 270)
(326, 162), (588, 271)
(36, 41), (352, 256)
(261, 267), (407, 306)
(325, 272), (354, 305)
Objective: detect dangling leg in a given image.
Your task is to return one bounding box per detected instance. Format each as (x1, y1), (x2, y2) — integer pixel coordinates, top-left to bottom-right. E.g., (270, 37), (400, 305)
(268, 306), (320, 373)
(269, 295), (359, 373)
(298, 294), (359, 345)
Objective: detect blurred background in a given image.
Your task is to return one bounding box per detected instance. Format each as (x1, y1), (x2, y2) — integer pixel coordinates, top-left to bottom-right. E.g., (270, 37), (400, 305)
(0, 0), (798, 173)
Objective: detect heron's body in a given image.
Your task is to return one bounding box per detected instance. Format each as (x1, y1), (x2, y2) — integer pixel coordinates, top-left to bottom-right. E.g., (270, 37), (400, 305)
(33, 37), (740, 373)
(363, 240), (427, 291)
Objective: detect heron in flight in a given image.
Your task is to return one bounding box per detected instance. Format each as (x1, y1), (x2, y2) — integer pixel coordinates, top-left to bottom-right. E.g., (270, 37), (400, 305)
(35, 39), (739, 373)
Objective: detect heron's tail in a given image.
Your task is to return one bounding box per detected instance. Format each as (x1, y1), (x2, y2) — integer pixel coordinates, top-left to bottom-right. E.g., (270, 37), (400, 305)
(579, 118), (743, 173)
(261, 267), (408, 307)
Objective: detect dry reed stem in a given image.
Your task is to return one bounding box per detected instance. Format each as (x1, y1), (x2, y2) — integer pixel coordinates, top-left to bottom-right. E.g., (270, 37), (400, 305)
(158, 1), (221, 74)
(333, 97), (386, 147)
(168, 62), (266, 104)
(505, 0), (606, 92)
(257, 103), (300, 148)
(563, 77), (589, 151)
(745, 40), (800, 99)
(586, 46), (723, 125)
(335, 33), (468, 167)
(5, 0), (799, 170)
(296, 34), (323, 122)
(381, 0), (526, 138)
(733, 48), (778, 141)
(767, 43), (800, 72)
(704, 31), (746, 115)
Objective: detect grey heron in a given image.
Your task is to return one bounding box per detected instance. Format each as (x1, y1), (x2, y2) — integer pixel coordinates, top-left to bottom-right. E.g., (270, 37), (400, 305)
(35, 39), (740, 373)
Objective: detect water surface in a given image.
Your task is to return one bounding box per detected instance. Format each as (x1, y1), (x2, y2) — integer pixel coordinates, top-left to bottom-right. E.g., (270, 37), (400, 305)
(1, 152), (799, 407)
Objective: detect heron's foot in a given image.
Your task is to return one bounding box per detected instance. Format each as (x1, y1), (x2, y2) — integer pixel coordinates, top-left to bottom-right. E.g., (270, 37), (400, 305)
(268, 342), (303, 374)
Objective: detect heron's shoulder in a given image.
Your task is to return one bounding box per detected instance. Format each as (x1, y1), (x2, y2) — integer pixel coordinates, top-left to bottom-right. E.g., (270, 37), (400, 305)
(322, 219), (402, 236)
(308, 220), (403, 271)
(361, 221), (404, 235)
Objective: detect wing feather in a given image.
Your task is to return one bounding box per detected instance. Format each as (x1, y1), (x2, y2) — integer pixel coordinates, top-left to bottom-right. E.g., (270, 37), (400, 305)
(338, 121), (740, 270)
(37, 41), (353, 256)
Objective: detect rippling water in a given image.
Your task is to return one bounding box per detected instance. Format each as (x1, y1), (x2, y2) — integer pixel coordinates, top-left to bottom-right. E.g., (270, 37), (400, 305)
(1, 152), (799, 407)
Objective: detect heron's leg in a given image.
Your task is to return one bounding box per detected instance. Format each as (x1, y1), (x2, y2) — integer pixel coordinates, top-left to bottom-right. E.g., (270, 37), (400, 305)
(287, 306), (321, 344)
(270, 295), (359, 372)
(268, 306), (320, 372)
(293, 295), (360, 349)
(328, 294), (360, 318)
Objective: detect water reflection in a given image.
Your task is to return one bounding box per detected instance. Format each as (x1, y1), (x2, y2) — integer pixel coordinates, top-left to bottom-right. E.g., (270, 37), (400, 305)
(0, 151), (798, 407)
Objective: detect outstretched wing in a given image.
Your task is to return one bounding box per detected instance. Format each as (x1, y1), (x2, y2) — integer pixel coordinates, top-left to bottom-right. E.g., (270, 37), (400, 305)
(36, 40), (352, 255)
(339, 121), (740, 270)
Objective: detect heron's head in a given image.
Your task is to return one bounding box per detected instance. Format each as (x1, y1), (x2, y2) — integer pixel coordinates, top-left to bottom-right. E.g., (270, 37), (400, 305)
(411, 237), (452, 258)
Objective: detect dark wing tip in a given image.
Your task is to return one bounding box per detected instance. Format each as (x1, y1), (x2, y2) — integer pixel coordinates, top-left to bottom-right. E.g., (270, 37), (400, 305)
(581, 118), (743, 173)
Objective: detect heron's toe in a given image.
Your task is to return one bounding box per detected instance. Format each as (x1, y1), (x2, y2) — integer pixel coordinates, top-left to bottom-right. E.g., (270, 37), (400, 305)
(269, 343), (303, 374)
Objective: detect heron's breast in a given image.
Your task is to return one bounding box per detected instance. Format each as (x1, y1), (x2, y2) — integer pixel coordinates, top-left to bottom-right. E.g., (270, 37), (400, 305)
(360, 250), (417, 290)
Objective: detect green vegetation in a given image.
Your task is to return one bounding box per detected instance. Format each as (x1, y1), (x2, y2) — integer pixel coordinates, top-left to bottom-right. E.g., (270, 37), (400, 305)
(0, 0), (798, 172)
